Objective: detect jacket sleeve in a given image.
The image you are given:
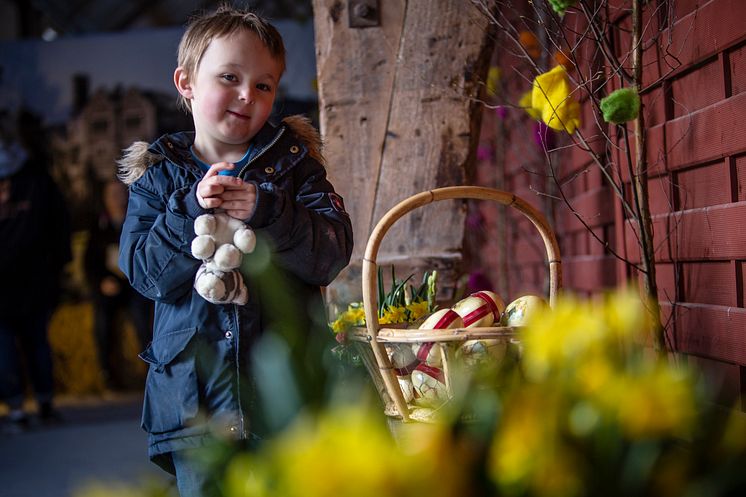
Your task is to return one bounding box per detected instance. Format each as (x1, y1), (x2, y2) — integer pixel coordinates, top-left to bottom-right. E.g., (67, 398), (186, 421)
(118, 165), (205, 303)
(247, 158), (353, 287)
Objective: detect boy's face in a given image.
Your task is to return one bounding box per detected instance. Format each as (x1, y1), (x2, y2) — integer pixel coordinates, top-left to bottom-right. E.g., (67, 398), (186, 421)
(175, 30), (282, 161)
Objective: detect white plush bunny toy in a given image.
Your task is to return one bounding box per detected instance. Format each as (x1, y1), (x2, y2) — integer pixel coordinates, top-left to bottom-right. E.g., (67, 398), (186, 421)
(191, 212), (256, 305)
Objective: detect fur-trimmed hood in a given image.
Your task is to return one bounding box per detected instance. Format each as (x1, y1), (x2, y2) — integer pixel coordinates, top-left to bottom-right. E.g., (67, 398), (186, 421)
(118, 115), (324, 185)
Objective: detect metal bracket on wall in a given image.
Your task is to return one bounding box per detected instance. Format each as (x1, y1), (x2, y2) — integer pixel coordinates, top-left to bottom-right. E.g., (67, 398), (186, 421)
(348, 0), (380, 28)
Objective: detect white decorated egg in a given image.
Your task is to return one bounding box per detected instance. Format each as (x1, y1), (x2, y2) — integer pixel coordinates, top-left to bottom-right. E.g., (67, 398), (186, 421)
(451, 291), (506, 328)
(457, 339), (507, 368)
(398, 376), (415, 403)
(412, 309), (463, 367)
(411, 364), (449, 407)
(500, 294), (548, 327)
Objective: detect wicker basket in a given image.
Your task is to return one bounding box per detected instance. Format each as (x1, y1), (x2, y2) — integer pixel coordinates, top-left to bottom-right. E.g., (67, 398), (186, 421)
(347, 186), (562, 423)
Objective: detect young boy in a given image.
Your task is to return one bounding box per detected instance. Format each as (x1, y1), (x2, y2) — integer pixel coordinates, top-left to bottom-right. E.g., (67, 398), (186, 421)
(117, 6), (353, 496)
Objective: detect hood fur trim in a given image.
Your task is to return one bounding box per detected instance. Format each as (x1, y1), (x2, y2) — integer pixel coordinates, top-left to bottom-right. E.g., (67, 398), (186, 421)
(283, 115), (325, 166)
(117, 116), (323, 185)
(117, 141), (164, 185)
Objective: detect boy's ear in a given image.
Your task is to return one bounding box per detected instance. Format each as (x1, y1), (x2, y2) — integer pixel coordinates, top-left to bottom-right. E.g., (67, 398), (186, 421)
(174, 67), (193, 99)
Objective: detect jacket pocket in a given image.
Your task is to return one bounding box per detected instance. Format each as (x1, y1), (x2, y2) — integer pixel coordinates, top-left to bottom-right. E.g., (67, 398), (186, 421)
(139, 327), (199, 434)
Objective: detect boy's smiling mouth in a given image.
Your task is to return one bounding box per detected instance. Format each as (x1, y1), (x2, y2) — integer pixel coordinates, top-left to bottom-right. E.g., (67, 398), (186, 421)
(227, 110), (250, 120)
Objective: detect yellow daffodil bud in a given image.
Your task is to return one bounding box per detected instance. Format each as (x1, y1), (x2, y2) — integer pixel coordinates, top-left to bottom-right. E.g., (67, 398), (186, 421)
(532, 65), (581, 134)
(519, 90), (541, 120)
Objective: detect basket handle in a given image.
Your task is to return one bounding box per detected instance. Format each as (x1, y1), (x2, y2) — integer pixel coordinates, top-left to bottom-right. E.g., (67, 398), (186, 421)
(361, 186), (562, 421)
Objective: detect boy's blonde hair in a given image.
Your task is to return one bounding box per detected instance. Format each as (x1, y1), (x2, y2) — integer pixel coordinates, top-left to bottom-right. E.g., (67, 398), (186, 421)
(176, 4), (286, 112)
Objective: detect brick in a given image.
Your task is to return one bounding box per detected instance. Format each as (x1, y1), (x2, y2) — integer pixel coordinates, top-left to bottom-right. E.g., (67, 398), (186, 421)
(566, 143), (593, 174)
(625, 201), (746, 262)
(512, 238), (548, 265)
(667, 91), (746, 169)
(588, 226), (611, 257)
(735, 154), (746, 202)
(674, 0), (705, 18)
(585, 162), (608, 190)
(557, 187), (617, 231)
(664, 0), (746, 74)
(686, 355), (743, 407)
(656, 262), (678, 304)
(648, 174), (675, 215)
(670, 58), (725, 119)
(680, 261), (737, 307)
(562, 255), (618, 292)
(558, 169), (587, 200)
(607, 0), (631, 21)
(558, 232), (574, 257)
(564, 229), (582, 257)
(510, 170), (530, 191)
(728, 42), (746, 97)
(673, 303), (746, 365)
(619, 123), (668, 181)
(507, 262), (545, 294)
(613, 6), (661, 87)
(676, 160), (731, 210)
(642, 86), (666, 127)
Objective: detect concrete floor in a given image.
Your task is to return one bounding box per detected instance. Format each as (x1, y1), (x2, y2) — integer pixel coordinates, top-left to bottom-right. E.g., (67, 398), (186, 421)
(0, 393), (174, 497)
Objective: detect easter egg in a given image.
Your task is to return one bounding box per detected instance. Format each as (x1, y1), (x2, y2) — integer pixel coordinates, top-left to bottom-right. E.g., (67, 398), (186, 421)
(412, 309), (463, 367)
(397, 375), (415, 403)
(387, 344), (418, 371)
(451, 291), (506, 328)
(500, 294), (548, 327)
(457, 339), (507, 368)
(411, 364), (448, 407)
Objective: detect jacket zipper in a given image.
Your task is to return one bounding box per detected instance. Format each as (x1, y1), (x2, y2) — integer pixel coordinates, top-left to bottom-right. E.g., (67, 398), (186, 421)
(234, 124), (286, 438)
(237, 126), (286, 178)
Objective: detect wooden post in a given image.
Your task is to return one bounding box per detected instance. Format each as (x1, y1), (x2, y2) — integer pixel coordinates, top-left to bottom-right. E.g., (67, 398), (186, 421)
(312, 0), (495, 305)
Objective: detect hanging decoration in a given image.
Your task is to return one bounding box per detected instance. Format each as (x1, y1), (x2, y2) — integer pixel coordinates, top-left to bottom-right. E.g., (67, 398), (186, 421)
(600, 87), (641, 124)
(518, 31), (541, 59)
(548, 0), (579, 16)
(530, 65), (581, 134)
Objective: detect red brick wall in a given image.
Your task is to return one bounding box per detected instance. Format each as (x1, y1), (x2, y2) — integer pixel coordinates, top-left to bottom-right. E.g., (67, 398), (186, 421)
(473, 0), (746, 407)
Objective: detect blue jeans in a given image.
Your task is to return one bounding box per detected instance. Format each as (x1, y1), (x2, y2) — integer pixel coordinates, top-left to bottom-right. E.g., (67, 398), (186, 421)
(171, 449), (221, 497)
(0, 310), (54, 409)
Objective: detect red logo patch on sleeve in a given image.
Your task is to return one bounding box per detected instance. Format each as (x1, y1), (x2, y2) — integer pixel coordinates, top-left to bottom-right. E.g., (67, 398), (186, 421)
(328, 192), (348, 214)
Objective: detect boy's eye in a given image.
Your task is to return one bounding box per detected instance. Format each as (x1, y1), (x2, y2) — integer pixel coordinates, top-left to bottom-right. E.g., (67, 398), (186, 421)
(257, 83), (272, 92)
(221, 74), (238, 82)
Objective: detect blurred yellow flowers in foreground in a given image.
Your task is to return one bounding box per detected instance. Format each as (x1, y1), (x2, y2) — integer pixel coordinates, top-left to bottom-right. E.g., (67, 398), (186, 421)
(77, 289), (746, 497)
(225, 407), (465, 497)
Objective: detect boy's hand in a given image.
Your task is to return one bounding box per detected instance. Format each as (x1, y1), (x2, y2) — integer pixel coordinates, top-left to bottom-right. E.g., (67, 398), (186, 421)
(196, 162), (242, 209)
(220, 181), (257, 220)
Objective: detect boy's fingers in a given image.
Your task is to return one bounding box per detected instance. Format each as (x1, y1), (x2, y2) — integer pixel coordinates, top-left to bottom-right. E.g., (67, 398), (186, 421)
(203, 161), (234, 178)
(200, 197), (222, 209)
(221, 179), (254, 190)
(220, 189), (255, 200)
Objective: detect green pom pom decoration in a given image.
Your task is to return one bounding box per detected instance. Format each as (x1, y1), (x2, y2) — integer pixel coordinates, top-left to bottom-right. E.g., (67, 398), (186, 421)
(548, 0), (578, 16)
(600, 88), (641, 124)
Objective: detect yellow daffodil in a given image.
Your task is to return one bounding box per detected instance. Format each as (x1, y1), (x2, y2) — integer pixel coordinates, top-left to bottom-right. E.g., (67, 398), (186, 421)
(602, 288), (651, 340)
(612, 366), (696, 439)
(406, 300), (430, 320)
(532, 65), (581, 133)
(224, 406), (464, 497)
(381, 305), (408, 324)
(521, 297), (606, 380)
(520, 90), (541, 120)
(330, 304), (365, 333)
(486, 66), (501, 96)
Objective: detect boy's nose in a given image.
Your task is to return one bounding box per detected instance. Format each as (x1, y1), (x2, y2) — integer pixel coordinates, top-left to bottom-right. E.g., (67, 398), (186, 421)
(238, 87), (254, 104)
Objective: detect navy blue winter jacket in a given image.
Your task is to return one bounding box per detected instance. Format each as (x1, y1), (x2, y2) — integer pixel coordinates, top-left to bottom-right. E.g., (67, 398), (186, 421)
(118, 116), (353, 473)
